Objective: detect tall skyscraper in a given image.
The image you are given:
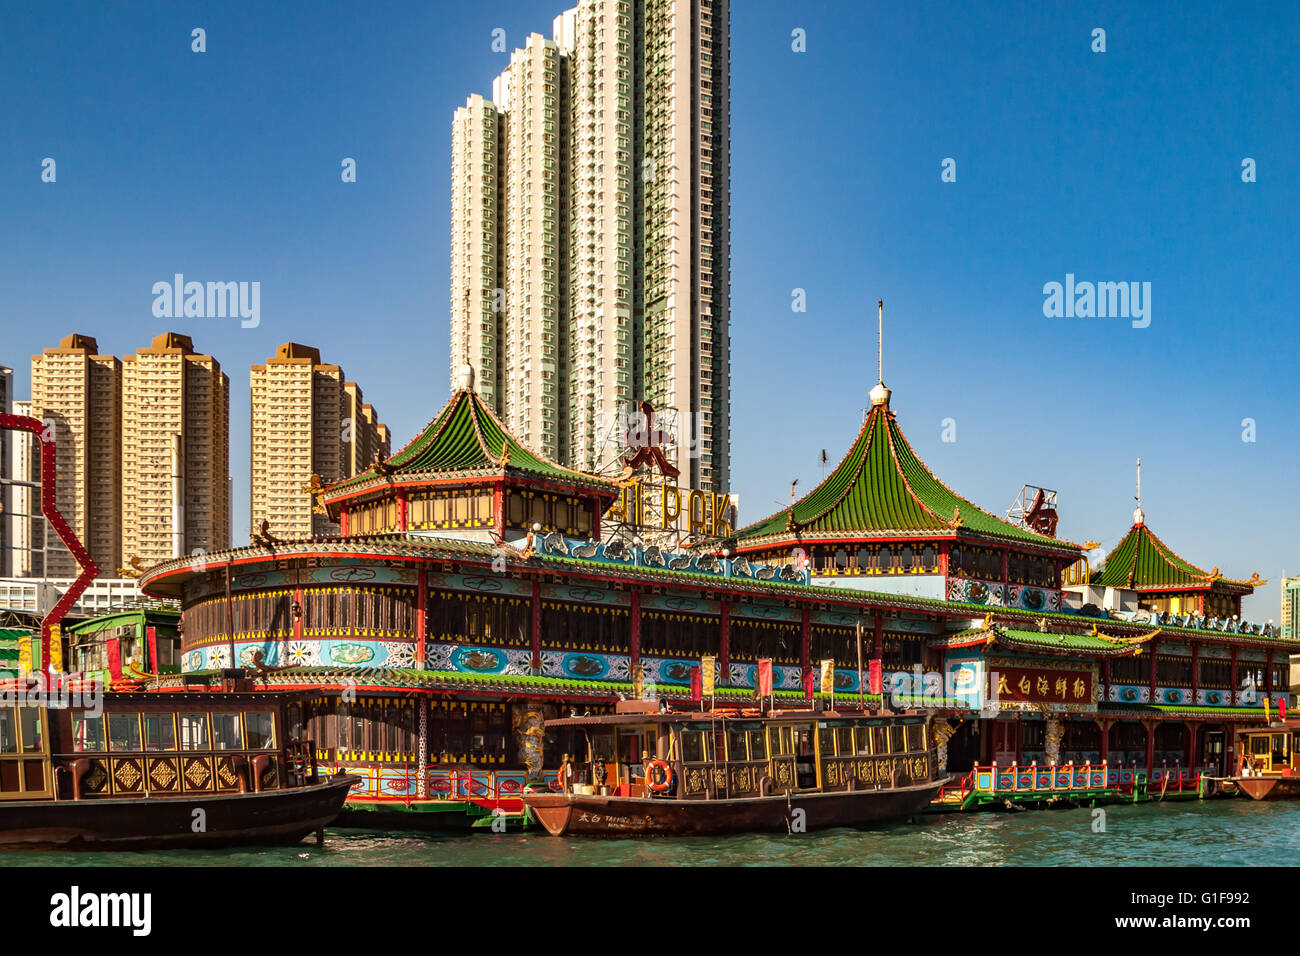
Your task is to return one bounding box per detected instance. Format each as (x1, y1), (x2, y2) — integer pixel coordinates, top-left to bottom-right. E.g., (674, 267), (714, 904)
(250, 343), (390, 539)
(450, 0), (731, 492)
(120, 333), (230, 567)
(29, 334), (122, 578)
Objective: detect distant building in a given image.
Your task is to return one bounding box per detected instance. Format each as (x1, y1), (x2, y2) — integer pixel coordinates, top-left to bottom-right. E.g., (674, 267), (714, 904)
(6, 400), (43, 578)
(121, 333), (230, 567)
(250, 343), (390, 540)
(1282, 575), (1300, 639)
(0, 365), (11, 576)
(65, 606), (181, 680)
(0, 576), (164, 617)
(29, 334), (122, 577)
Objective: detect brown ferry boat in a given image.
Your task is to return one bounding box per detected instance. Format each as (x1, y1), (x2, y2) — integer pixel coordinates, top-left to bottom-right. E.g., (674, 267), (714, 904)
(0, 682), (358, 849)
(524, 702), (947, 836)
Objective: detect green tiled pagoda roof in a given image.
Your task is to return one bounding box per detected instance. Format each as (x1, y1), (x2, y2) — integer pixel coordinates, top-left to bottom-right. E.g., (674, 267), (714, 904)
(1091, 522), (1256, 592)
(935, 625), (1141, 657)
(325, 389), (618, 498)
(735, 403), (1078, 554)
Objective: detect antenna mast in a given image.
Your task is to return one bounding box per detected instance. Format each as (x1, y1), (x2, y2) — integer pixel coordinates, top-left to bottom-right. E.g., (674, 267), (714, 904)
(877, 299), (884, 383)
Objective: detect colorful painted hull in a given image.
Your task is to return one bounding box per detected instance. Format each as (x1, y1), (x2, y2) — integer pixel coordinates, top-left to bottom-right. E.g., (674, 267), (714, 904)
(1234, 776), (1300, 801)
(524, 778), (947, 837)
(0, 774), (359, 850)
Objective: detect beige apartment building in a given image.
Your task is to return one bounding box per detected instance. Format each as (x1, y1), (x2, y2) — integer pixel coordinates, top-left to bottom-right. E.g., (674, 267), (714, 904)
(250, 344), (390, 540)
(342, 381), (390, 479)
(120, 333), (230, 567)
(450, 0), (731, 492)
(29, 334), (122, 578)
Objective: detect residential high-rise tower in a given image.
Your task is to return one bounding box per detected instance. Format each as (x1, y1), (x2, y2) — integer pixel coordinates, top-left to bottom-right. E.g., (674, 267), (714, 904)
(29, 334), (122, 577)
(120, 333), (230, 567)
(250, 343), (390, 539)
(450, 0), (731, 491)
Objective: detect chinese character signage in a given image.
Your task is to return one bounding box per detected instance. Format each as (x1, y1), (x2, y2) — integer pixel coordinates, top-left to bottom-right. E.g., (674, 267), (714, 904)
(992, 666), (1092, 705)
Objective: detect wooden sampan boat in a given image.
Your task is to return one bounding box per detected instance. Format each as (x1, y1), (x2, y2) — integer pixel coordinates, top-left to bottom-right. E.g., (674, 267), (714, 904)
(524, 702), (948, 837)
(0, 683), (359, 849)
(1226, 720), (1300, 802)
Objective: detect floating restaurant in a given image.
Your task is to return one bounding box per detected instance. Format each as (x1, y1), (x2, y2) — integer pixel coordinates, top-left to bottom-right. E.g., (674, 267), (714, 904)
(133, 365), (1288, 825)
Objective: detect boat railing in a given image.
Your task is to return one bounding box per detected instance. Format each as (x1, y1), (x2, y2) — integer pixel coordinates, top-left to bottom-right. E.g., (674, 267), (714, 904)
(319, 761), (562, 807)
(961, 761), (1206, 797)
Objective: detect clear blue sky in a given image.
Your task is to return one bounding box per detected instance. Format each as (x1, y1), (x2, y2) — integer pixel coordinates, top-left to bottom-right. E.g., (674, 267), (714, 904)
(2, 1), (1296, 619)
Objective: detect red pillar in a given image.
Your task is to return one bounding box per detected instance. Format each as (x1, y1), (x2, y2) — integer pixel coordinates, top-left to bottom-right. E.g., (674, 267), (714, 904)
(629, 589), (642, 671)
(415, 566), (428, 668)
(873, 614), (883, 659)
(397, 491), (408, 532)
(1102, 658), (1112, 704)
(1144, 721), (1155, 772)
(493, 482), (505, 540)
(293, 583), (304, 642)
(1185, 721), (1196, 767)
(799, 606), (810, 686)
(530, 577), (542, 671)
(1014, 716), (1023, 763)
(1098, 719), (1110, 764)
(1148, 639), (1158, 701)
(1191, 644), (1200, 704)
(340, 506), (350, 537)
(719, 599), (730, 680)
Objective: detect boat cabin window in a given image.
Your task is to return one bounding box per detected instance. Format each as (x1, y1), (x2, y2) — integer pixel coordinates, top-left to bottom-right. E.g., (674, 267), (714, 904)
(768, 725), (794, 757)
(871, 726), (888, 755)
(1249, 735), (1271, 756)
(72, 714), (106, 752)
(212, 713), (244, 750)
(681, 729), (708, 763)
(889, 725), (905, 753)
(19, 708), (42, 753)
(0, 707), (44, 754)
(108, 714), (141, 752)
(180, 713), (209, 750)
(747, 729), (767, 760)
(142, 714), (177, 751)
(0, 706), (50, 799)
(855, 727), (873, 755)
(247, 712), (276, 749)
(1272, 734), (1289, 763)
(905, 723), (925, 752)
(833, 726), (853, 755)
(726, 728), (748, 761)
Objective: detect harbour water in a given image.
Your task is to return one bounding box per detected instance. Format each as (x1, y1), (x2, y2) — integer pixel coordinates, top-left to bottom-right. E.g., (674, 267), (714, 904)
(2, 800), (1294, 867)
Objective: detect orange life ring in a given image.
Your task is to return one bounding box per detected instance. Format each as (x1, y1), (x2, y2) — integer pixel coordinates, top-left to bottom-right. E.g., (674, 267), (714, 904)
(645, 759), (674, 793)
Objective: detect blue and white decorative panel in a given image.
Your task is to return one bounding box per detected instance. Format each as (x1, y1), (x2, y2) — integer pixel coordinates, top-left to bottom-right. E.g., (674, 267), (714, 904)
(1107, 684), (1152, 704)
(184, 637), (418, 673)
(946, 577), (1063, 612)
